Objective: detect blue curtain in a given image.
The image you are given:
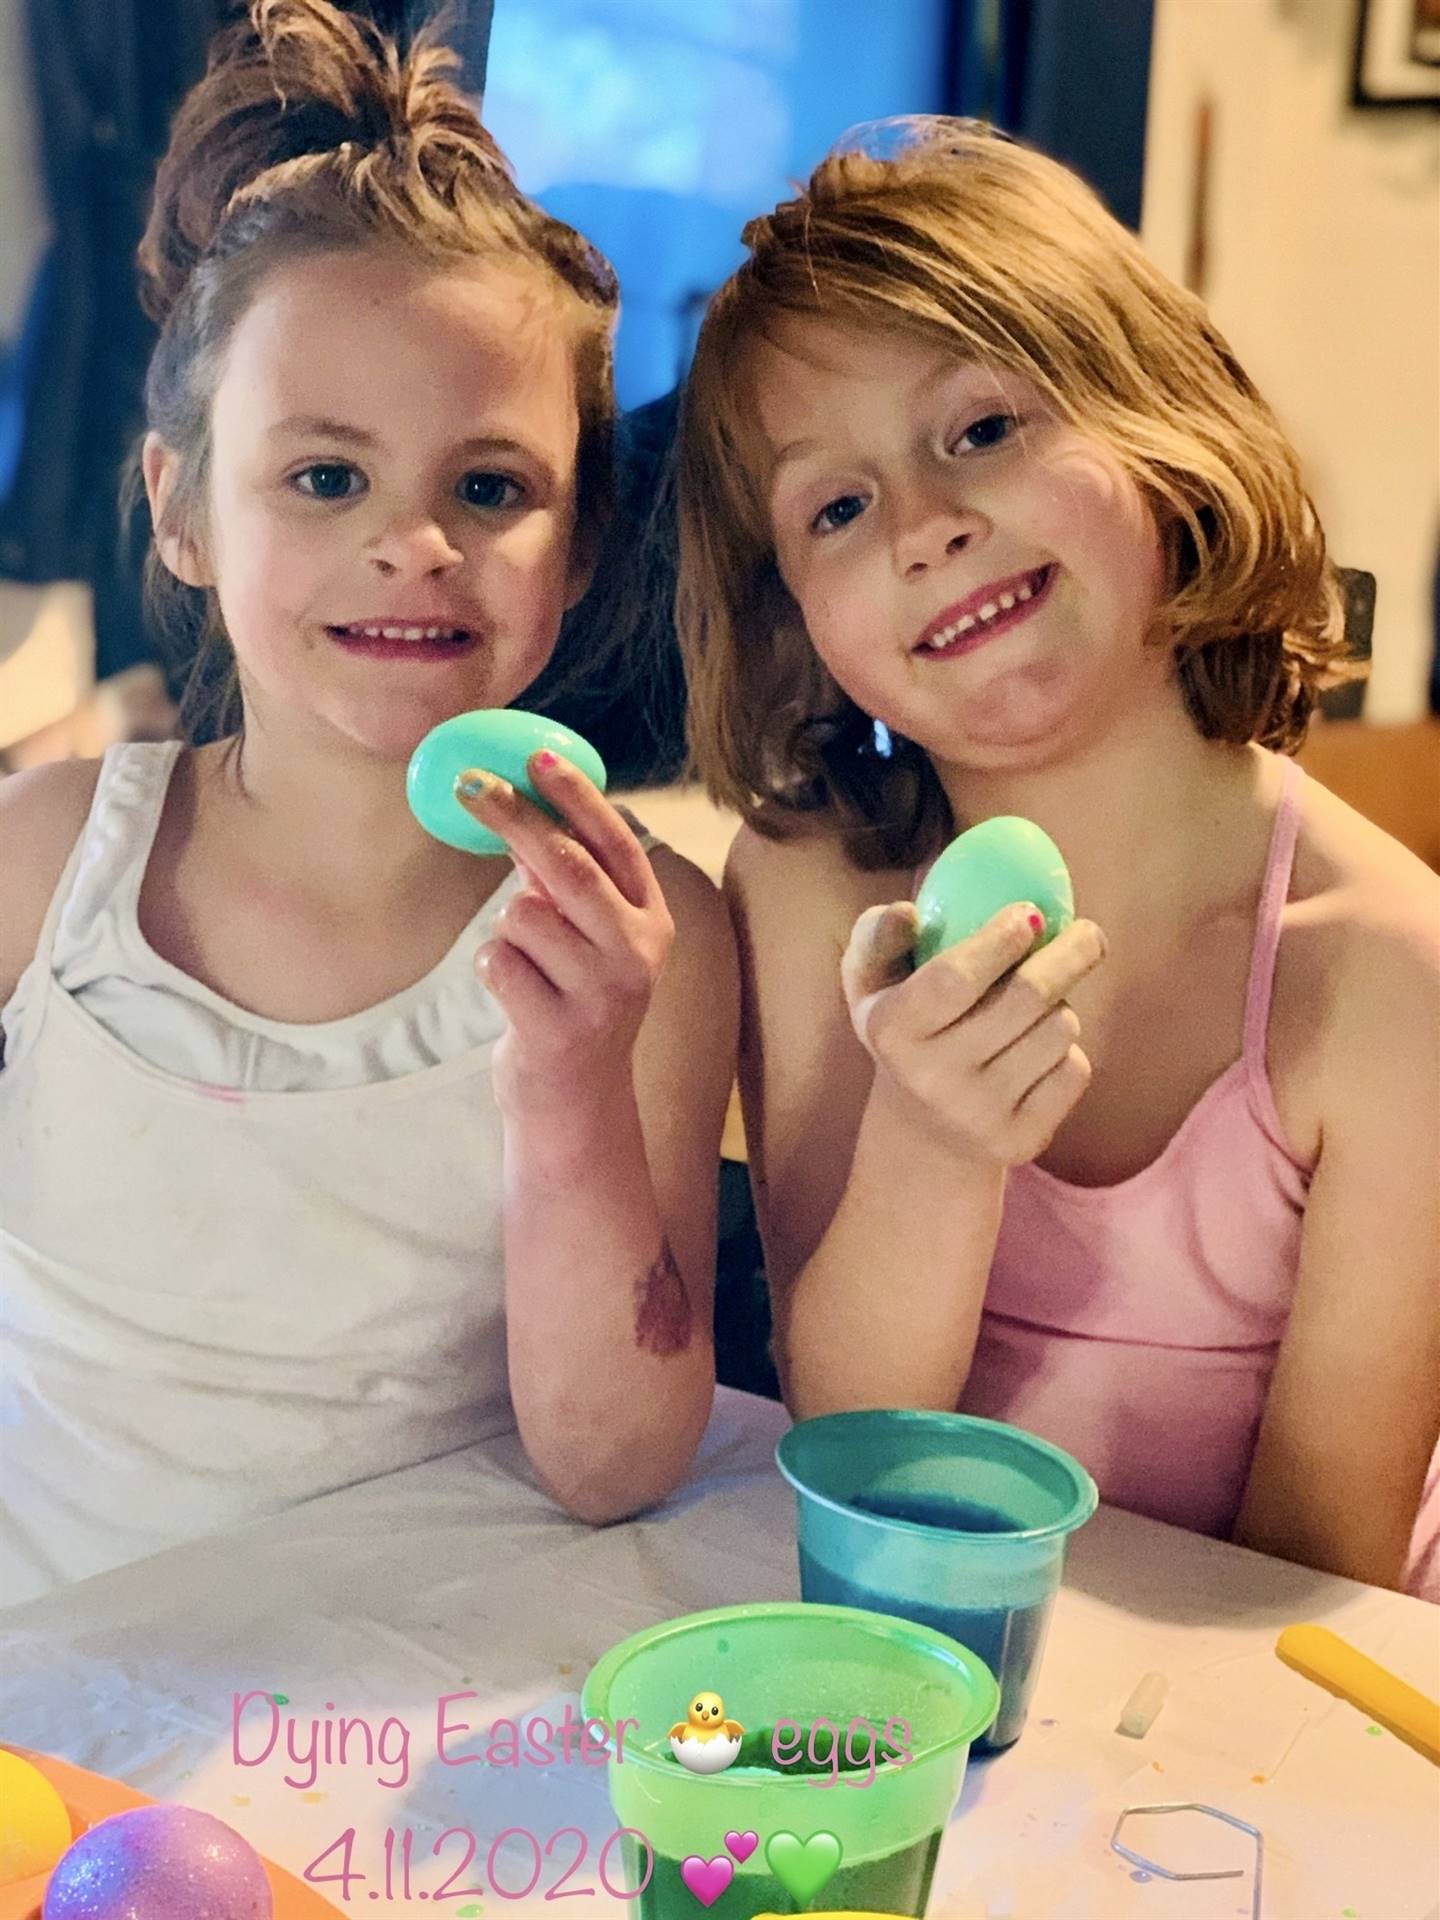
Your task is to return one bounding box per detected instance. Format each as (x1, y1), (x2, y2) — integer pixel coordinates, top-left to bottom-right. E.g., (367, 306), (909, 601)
(483, 0), (948, 410)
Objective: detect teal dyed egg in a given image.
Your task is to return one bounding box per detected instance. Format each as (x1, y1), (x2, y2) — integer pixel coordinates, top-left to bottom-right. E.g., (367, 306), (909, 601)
(914, 816), (1074, 966)
(406, 709), (607, 856)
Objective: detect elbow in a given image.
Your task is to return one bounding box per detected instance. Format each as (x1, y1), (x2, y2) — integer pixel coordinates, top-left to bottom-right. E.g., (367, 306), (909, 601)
(546, 1481), (652, 1528)
(542, 1458), (686, 1528)
(537, 1391), (715, 1528)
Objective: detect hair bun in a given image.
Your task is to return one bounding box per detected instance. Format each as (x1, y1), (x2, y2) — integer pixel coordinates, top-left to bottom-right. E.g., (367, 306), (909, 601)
(139, 0), (510, 323)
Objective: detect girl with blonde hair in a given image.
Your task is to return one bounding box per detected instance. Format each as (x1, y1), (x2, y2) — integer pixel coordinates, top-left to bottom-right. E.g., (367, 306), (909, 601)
(679, 120), (1438, 1595)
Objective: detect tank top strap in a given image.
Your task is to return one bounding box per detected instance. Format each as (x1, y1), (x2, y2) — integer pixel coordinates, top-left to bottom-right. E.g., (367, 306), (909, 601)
(614, 803), (663, 855)
(1, 744), (176, 1069)
(1242, 754), (1304, 1069)
(48, 741), (182, 969)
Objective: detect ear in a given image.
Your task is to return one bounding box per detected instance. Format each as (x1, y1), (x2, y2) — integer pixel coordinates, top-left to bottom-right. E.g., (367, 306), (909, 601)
(142, 432), (213, 588)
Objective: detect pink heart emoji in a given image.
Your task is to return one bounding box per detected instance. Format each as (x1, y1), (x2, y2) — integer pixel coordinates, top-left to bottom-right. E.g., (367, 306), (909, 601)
(681, 1855), (735, 1908)
(725, 1830), (759, 1864)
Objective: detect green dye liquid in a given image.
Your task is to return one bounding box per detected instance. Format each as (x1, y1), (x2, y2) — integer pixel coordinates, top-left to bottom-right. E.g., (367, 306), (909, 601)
(666, 1722), (890, 1778)
(625, 1829), (943, 1919)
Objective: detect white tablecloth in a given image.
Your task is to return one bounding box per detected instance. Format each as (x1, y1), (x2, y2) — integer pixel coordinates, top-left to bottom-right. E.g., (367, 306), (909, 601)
(2, 1389), (1436, 1916)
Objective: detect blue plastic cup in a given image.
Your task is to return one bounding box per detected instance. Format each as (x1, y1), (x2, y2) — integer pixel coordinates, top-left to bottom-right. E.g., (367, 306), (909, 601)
(777, 1411), (1097, 1753)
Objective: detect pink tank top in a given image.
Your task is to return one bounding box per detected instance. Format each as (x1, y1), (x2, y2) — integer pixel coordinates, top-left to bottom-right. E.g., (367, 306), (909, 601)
(954, 756), (1440, 1597)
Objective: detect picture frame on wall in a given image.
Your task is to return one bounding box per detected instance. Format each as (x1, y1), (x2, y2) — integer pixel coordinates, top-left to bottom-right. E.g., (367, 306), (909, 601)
(1352, 0), (1440, 106)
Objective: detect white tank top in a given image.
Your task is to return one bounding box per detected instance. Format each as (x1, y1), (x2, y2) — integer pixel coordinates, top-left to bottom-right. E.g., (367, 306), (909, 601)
(0, 742), (656, 1605)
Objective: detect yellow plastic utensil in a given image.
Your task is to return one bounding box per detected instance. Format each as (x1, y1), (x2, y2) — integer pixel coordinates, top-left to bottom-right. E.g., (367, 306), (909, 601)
(1276, 1623), (1440, 1765)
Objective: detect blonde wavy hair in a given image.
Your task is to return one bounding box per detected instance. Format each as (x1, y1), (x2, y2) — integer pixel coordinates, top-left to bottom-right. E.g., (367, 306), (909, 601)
(131, 0), (619, 742)
(677, 119), (1357, 869)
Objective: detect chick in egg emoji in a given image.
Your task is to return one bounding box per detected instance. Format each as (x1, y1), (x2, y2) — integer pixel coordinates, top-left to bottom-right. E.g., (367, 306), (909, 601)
(668, 1690), (745, 1774)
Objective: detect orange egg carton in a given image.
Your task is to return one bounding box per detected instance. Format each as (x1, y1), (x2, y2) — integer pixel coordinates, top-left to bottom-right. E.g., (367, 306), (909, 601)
(0, 1747), (340, 1918)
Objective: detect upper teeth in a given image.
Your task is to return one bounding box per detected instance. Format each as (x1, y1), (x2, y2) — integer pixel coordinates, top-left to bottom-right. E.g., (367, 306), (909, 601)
(342, 624), (461, 641)
(923, 574), (1040, 649)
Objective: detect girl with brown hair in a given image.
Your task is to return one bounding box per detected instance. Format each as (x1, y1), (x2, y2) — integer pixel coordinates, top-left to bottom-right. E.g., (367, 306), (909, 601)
(679, 120), (1438, 1595)
(0, 0), (736, 1605)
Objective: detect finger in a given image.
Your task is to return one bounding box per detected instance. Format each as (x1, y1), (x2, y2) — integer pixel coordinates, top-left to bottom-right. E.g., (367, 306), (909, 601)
(477, 934), (562, 1022)
(511, 858), (553, 907)
(528, 751), (658, 911)
(493, 889), (594, 996)
(967, 919), (1108, 1062)
(455, 768), (627, 944)
(843, 903), (922, 1053)
(900, 903), (1047, 1037)
(841, 902), (918, 1008)
(984, 1003), (1083, 1107)
(1011, 1043), (1093, 1153)
(1012, 918), (1109, 1005)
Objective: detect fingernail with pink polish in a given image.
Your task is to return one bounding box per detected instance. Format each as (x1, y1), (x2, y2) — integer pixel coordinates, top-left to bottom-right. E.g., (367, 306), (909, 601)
(531, 750), (559, 772)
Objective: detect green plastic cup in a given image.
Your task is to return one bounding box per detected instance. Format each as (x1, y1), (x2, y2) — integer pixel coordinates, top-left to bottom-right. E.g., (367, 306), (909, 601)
(581, 1601), (998, 1916)
(777, 1412), (1097, 1754)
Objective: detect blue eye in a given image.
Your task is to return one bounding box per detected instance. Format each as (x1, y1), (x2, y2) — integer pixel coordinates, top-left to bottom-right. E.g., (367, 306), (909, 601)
(812, 493), (867, 535)
(957, 413), (1017, 451)
(460, 471), (524, 510)
(295, 462), (363, 500)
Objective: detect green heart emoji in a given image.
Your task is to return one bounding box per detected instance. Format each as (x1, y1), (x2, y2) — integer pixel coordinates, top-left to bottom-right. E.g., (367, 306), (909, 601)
(764, 1830), (843, 1906)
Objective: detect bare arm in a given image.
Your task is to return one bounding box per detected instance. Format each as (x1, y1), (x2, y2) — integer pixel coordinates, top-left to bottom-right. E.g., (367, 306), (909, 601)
(1236, 893), (1440, 1587)
(460, 760), (736, 1523)
(728, 827), (1105, 1420)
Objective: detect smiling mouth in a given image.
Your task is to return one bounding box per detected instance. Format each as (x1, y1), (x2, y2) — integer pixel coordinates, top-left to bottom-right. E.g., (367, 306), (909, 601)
(326, 622), (478, 660)
(915, 564), (1055, 658)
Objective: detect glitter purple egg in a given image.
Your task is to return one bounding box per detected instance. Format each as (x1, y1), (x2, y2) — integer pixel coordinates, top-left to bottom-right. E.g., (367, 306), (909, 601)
(43, 1804), (273, 1920)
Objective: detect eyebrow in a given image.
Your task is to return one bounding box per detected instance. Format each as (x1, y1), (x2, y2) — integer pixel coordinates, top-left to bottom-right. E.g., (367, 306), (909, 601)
(266, 417), (560, 479)
(267, 415), (379, 445)
(768, 366), (1026, 482)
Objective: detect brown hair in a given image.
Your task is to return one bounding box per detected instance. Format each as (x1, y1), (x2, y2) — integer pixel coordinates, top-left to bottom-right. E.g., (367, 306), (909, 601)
(677, 118), (1359, 869)
(131, 0), (620, 742)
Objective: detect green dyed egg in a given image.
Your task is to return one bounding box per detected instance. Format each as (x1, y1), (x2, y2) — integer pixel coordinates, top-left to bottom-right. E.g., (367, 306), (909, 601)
(913, 816), (1074, 966)
(406, 709), (607, 856)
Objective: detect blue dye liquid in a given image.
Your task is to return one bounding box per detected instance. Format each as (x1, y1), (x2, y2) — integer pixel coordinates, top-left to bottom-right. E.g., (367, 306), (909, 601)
(848, 1489), (1020, 1534)
(803, 1488), (1054, 1753)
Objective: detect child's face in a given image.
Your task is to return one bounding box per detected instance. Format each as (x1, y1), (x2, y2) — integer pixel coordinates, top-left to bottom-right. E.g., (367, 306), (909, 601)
(753, 319), (1168, 770)
(172, 250), (592, 763)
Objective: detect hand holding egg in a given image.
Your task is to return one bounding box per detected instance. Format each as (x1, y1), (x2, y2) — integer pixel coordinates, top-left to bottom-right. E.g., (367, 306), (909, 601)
(409, 708), (671, 1117)
(843, 817), (1105, 1167)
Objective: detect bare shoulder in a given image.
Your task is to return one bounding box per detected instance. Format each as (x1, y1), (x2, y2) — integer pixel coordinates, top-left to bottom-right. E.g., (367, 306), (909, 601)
(648, 841), (726, 927)
(1283, 771), (1440, 1096)
(0, 757), (104, 1004)
(641, 844), (739, 1055)
(725, 820), (904, 962)
(1293, 772), (1439, 967)
(647, 843), (736, 976)
(724, 820), (909, 1193)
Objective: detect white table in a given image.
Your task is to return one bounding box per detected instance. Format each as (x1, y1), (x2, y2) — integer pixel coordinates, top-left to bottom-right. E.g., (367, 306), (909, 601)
(2, 1389), (1436, 1917)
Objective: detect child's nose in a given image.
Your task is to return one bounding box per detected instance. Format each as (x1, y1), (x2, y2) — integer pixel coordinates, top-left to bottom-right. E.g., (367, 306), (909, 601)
(367, 516), (465, 578)
(892, 487), (983, 578)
